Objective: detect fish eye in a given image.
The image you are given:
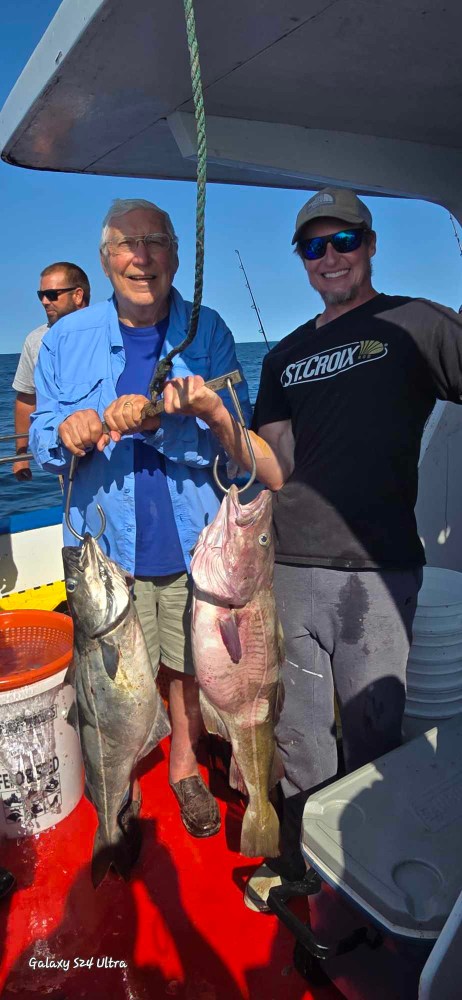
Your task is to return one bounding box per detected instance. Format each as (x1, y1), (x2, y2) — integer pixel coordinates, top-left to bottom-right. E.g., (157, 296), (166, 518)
(258, 533), (270, 546)
(66, 578), (77, 592)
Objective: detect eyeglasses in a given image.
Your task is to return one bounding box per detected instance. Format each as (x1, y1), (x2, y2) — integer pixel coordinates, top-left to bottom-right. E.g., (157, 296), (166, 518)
(37, 286), (80, 302)
(298, 228), (368, 261)
(104, 233), (175, 257)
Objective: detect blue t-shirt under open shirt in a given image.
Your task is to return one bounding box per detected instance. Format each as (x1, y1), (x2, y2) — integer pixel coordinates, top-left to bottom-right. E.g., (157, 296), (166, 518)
(117, 317), (186, 576)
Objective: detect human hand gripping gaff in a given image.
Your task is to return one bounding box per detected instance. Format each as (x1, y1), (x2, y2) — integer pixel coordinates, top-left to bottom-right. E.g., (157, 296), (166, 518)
(58, 409), (106, 457)
(162, 375), (224, 421)
(99, 395), (161, 450)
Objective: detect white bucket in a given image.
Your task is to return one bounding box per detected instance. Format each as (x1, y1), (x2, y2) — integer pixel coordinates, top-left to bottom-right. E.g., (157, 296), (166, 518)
(403, 567), (462, 739)
(0, 613), (84, 838)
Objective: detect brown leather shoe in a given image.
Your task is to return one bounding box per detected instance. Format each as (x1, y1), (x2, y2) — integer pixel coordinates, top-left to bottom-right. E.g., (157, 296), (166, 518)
(170, 775), (221, 837)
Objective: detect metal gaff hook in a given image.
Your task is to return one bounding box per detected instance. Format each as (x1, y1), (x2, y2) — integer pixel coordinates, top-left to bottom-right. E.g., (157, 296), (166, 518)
(64, 454), (106, 543)
(213, 378), (257, 496)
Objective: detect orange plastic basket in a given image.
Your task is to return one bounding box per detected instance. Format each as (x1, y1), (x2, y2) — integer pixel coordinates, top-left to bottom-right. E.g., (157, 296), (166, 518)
(0, 610), (74, 692)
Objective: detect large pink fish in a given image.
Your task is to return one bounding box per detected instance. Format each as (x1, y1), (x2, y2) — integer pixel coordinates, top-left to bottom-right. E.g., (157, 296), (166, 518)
(191, 485), (284, 857)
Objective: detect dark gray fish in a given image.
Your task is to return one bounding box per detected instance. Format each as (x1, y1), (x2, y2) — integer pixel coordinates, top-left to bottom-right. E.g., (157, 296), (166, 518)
(63, 535), (170, 887)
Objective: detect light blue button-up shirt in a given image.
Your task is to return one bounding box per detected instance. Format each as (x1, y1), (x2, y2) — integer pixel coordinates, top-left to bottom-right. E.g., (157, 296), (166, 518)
(30, 288), (252, 574)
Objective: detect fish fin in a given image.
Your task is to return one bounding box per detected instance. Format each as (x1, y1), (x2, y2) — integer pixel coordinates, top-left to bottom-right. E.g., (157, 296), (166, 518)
(269, 747), (285, 788)
(64, 660), (76, 688)
(277, 618), (285, 666)
(84, 782), (96, 808)
(118, 794), (143, 861)
(219, 611), (242, 663)
(100, 638), (120, 680)
(229, 755), (248, 795)
(119, 780), (142, 827)
(274, 678), (285, 724)
(138, 694), (171, 760)
(240, 800), (280, 858)
(66, 701), (79, 732)
(199, 691), (230, 741)
(91, 822), (139, 888)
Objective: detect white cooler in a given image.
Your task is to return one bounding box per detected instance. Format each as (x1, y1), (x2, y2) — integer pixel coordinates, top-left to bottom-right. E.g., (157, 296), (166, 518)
(268, 714), (462, 999)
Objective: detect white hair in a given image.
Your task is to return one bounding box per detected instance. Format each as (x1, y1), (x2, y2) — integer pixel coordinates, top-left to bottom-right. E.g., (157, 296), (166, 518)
(100, 198), (178, 252)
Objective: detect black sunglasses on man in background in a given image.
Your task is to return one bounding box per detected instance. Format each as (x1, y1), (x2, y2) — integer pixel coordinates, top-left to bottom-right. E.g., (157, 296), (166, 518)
(37, 286), (80, 302)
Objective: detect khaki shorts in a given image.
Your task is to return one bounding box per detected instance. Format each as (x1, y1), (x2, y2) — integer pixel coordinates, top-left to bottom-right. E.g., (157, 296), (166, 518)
(133, 572), (194, 677)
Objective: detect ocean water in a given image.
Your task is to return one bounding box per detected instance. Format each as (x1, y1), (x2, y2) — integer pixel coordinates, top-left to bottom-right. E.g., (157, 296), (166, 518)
(0, 343), (273, 519)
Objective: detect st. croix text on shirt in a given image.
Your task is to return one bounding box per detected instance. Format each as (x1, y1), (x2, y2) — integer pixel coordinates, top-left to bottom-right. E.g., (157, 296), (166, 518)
(280, 339), (388, 386)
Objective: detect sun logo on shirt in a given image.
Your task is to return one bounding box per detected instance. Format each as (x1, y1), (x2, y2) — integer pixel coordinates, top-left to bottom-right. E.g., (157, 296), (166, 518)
(358, 340), (385, 359)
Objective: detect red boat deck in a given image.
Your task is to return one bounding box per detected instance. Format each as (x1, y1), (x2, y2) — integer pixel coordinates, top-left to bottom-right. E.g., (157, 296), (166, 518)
(0, 738), (341, 1000)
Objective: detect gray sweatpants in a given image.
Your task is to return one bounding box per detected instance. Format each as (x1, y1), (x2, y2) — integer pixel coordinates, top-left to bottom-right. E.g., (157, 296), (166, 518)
(271, 564), (422, 878)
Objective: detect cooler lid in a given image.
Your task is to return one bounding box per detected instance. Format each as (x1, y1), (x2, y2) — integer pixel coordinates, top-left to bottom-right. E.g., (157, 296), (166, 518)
(302, 714), (462, 936)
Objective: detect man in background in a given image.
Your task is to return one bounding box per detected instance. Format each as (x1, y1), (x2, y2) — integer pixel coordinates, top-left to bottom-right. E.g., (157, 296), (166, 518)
(12, 262), (90, 480)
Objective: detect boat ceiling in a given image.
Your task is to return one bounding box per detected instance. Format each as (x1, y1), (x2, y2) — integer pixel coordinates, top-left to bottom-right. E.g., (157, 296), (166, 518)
(1, 0), (462, 220)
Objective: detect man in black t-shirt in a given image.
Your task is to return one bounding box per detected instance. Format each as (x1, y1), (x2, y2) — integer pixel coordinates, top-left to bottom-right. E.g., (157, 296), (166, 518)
(160, 187), (462, 912)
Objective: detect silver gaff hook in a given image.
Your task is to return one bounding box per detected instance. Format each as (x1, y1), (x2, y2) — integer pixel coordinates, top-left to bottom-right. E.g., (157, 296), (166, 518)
(213, 378), (257, 496)
(64, 454), (106, 543)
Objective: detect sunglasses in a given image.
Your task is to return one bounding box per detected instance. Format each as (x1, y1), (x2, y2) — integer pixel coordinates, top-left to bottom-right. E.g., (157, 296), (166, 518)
(37, 286), (80, 302)
(299, 228), (368, 261)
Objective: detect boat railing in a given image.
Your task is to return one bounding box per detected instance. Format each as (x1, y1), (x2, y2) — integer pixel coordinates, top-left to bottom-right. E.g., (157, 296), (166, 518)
(0, 433), (33, 465)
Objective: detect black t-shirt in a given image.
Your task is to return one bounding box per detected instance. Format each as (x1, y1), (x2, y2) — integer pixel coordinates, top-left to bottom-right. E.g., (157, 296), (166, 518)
(252, 294), (462, 569)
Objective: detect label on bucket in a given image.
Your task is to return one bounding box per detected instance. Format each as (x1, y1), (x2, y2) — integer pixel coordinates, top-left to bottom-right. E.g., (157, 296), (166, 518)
(0, 755), (62, 828)
(0, 705), (57, 738)
(0, 685), (78, 835)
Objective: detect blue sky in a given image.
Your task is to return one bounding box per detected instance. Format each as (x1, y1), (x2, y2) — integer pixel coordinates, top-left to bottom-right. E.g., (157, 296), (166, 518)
(1, 0), (462, 353)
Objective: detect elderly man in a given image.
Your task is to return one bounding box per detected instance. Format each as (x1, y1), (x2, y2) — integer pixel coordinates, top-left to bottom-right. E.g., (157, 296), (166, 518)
(12, 262), (90, 481)
(162, 186), (462, 908)
(30, 198), (251, 838)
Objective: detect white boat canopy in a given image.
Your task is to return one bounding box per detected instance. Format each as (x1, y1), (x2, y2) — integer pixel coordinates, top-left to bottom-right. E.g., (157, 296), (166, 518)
(1, 0), (462, 221)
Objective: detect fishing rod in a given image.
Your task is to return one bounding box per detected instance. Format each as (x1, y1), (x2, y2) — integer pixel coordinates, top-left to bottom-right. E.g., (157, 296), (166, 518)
(235, 249), (271, 352)
(449, 214), (462, 258)
(449, 214), (462, 314)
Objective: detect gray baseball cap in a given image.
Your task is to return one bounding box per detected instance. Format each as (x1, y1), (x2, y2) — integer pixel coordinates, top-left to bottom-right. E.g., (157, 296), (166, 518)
(292, 187), (373, 244)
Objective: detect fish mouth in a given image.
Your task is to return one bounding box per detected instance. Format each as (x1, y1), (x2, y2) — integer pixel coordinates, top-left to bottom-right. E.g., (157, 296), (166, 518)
(228, 485), (271, 527)
(83, 534), (101, 568)
(62, 544), (82, 564)
(63, 534), (99, 572)
(62, 543), (85, 574)
(191, 487), (273, 604)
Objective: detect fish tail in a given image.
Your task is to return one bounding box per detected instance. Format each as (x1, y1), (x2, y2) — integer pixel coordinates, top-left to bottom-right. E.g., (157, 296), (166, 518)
(229, 754), (247, 795)
(91, 816), (141, 888)
(240, 800), (280, 858)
